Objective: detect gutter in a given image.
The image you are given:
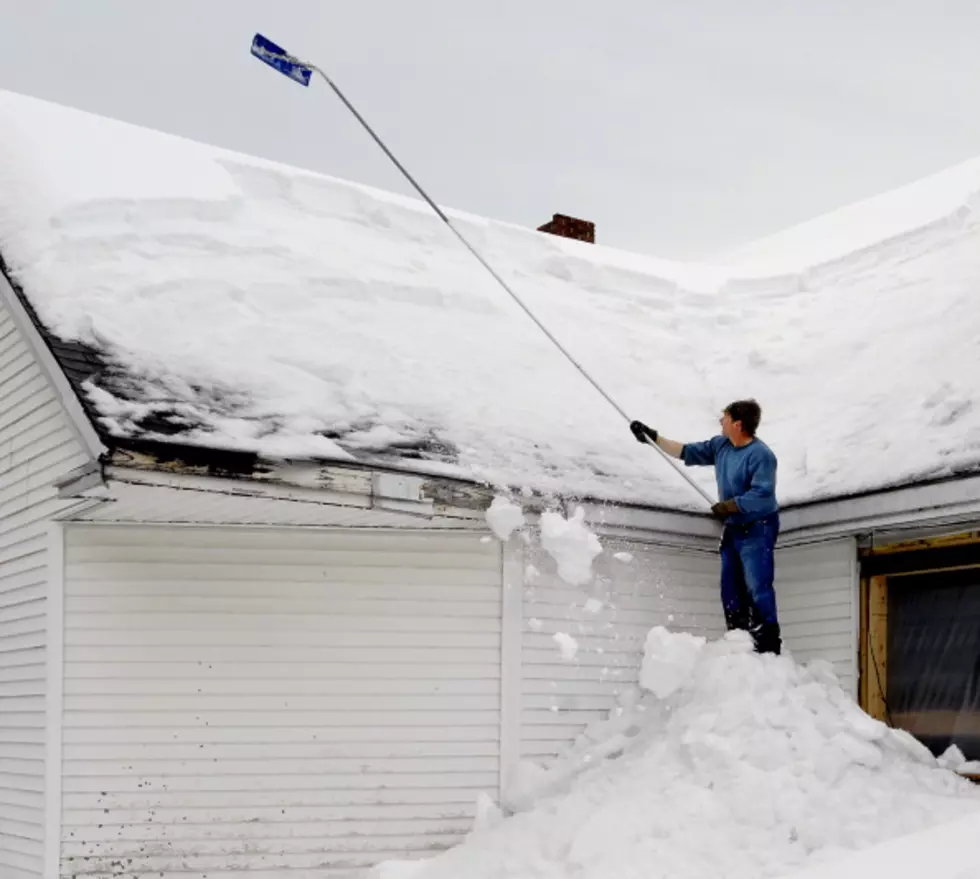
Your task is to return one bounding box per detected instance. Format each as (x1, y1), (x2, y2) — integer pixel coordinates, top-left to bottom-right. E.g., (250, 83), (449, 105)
(778, 472), (980, 543)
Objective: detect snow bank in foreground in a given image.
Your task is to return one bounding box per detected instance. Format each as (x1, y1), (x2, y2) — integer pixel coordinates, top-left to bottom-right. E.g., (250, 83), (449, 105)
(376, 628), (980, 879)
(776, 809), (980, 879)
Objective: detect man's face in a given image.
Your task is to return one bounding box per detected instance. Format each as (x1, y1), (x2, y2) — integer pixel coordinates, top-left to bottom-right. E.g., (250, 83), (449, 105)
(719, 411), (739, 440)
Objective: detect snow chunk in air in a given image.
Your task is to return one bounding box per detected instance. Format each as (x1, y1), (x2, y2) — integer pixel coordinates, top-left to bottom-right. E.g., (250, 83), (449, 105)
(539, 506), (602, 586)
(485, 496), (526, 540)
(553, 632), (580, 661)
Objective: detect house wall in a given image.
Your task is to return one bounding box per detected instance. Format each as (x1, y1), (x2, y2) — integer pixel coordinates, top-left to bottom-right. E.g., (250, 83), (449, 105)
(776, 538), (859, 696)
(56, 518), (730, 878)
(0, 301), (92, 879)
(59, 524), (503, 878)
(52, 496), (861, 877)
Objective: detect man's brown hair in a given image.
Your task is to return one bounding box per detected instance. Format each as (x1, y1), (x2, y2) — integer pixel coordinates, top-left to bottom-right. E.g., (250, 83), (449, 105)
(725, 399), (762, 436)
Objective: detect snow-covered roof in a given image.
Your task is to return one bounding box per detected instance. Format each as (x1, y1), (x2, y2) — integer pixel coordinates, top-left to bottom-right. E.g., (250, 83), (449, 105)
(1, 88), (978, 510)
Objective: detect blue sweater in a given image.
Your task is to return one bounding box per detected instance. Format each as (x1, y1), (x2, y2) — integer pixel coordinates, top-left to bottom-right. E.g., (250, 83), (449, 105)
(681, 436), (779, 524)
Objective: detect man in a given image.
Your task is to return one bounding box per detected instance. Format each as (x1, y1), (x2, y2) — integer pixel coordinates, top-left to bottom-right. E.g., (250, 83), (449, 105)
(629, 399), (781, 655)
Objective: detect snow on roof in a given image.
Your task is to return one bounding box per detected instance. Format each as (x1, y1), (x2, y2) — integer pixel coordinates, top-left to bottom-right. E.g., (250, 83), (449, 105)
(721, 155), (980, 273)
(1, 88), (978, 510)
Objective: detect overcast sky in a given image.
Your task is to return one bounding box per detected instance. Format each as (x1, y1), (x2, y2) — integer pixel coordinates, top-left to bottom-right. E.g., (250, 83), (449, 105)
(3, 0), (980, 258)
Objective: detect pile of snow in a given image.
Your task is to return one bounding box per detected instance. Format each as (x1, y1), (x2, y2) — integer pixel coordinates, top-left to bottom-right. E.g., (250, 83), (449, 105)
(376, 628), (980, 879)
(776, 810), (980, 879)
(3, 89), (980, 505)
(640, 625), (704, 698)
(937, 744), (980, 775)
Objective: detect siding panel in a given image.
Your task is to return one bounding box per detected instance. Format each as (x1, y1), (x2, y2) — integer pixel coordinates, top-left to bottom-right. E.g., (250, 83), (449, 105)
(0, 303), (90, 879)
(521, 538), (723, 759)
(777, 538), (858, 695)
(61, 524), (502, 878)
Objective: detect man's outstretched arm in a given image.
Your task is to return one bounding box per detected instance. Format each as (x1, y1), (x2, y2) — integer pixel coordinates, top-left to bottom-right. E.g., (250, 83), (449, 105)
(629, 421), (685, 459)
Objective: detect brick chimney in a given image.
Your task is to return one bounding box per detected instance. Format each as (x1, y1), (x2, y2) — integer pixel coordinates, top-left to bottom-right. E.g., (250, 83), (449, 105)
(537, 213), (595, 244)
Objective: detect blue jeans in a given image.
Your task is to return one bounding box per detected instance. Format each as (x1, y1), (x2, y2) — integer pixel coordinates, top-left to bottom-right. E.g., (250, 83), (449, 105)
(720, 513), (781, 654)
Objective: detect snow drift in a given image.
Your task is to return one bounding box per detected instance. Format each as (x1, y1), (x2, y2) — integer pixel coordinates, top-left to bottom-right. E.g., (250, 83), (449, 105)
(776, 809), (980, 879)
(376, 628), (980, 879)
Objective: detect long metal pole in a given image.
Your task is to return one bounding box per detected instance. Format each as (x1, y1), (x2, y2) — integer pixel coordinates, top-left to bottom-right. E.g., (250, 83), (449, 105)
(274, 51), (714, 507)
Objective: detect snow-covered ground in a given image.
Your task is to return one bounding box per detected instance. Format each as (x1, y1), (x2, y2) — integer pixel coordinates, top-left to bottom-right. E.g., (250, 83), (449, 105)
(781, 814), (980, 879)
(776, 809), (980, 879)
(2, 88), (980, 509)
(374, 626), (980, 879)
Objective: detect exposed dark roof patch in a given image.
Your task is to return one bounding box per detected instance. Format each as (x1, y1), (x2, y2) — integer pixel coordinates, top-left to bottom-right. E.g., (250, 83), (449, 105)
(385, 432), (457, 461)
(131, 409), (208, 437)
(0, 250), (110, 433)
(108, 438), (262, 477)
(1, 248), (462, 475)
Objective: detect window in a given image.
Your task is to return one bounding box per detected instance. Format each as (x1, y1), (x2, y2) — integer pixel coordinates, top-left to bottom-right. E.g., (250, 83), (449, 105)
(861, 535), (980, 762)
(888, 568), (980, 759)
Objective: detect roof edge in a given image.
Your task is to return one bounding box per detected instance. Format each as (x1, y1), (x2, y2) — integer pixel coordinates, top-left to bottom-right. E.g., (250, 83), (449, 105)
(89, 459), (721, 551)
(778, 471), (980, 544)
(0, 251), (106, 462)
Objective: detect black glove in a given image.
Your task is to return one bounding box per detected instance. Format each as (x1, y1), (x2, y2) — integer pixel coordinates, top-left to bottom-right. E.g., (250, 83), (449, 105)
(711, 499), (740, 519)
(629, 420), (658, 444)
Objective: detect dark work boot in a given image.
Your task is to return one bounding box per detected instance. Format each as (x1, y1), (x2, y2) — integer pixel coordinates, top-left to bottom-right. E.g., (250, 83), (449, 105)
(752, 622), (782, 656)
(724, 607), (749, 632)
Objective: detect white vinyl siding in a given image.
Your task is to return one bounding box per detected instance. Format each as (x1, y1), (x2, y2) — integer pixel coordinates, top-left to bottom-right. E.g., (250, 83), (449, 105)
(521, 538), (723, 760)
(60, 524), (502, 878)
(776, 538), (858, 696)
(0, 302), (89, 879)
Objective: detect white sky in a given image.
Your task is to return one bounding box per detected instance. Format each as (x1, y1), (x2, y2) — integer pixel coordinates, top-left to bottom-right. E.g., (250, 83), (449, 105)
(3, 0), (980, 258)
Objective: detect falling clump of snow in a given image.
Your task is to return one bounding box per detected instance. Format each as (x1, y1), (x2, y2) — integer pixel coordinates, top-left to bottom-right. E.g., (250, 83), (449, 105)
(377, 627), (980, 879)
(613, 551), (634, 564)
(583, 598), (604, 614)
(539, 506), (603, 586)
(553, 632), (580, 661)
(485, 496), (526, 540)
